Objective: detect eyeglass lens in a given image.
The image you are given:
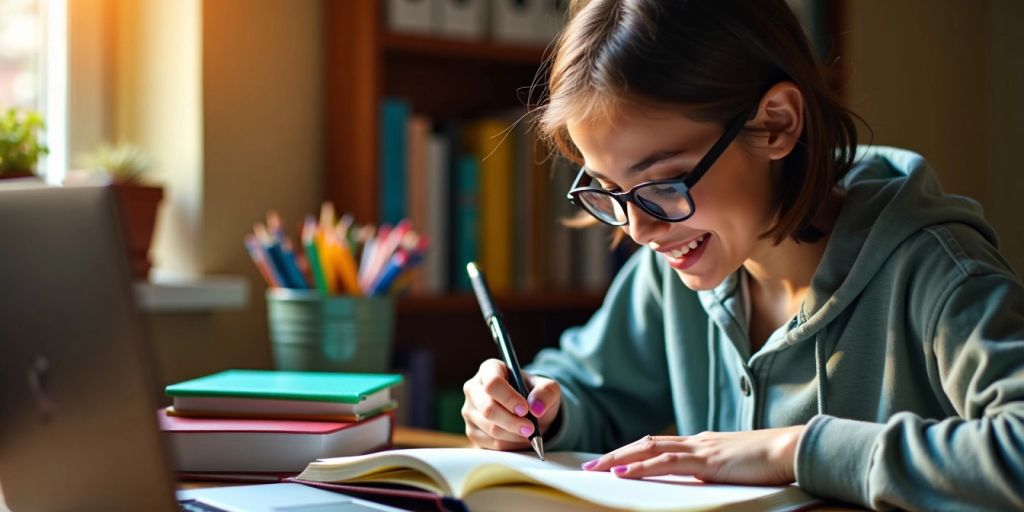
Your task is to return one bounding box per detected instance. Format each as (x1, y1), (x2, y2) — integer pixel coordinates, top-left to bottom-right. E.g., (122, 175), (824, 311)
(576, 181), (693, 225)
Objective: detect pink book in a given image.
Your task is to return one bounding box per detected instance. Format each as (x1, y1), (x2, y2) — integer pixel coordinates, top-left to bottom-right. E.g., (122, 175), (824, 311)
(159, 409), (392, 472)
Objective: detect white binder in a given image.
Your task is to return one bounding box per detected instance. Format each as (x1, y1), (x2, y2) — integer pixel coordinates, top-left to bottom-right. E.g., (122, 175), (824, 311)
(491, 0), (542, 44)
(533, 0), (567, 44)
(437, 0), (487, 39)
(387, 0), (436, 35)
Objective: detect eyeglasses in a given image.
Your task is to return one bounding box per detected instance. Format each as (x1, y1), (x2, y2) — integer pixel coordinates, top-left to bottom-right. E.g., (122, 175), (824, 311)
(566, 105), (756, 227)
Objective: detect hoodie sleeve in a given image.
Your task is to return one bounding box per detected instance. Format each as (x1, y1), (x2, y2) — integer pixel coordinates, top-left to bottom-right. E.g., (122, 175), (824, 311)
(525, 248), (677, 452)
(797, 271), (1024, 510)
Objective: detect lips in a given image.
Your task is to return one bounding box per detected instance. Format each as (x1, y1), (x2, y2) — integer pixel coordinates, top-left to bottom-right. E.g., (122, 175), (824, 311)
(654, 233), (711, 271)
(656, 233), (709, 258)
(665, 234), (708, 259)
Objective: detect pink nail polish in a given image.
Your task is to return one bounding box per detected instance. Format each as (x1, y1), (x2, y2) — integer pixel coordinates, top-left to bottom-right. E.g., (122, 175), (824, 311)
(514, 405), (527, 416)
(519, 425), (533, 437)
(612, 465), (627, 475)
(530, 400), (545, 416)
(582, 460), (598, 470)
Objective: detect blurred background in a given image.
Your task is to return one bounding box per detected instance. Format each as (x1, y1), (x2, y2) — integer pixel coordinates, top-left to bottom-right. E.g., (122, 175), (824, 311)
(1, 0), (1021, 433)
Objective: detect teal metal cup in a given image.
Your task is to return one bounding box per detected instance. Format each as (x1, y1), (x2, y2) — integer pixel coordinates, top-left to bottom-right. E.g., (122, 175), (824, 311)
(266, 289), (395, 373)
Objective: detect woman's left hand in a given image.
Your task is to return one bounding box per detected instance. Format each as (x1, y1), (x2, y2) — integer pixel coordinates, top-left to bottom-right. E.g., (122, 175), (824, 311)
(581, 426), (807, 485)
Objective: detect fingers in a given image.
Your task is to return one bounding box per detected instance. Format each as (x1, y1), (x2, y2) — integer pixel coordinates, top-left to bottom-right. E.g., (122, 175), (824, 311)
(461, 359), (538, 450)
(525, 375), (561, 420)
(464, 415), (530, 451)
(479, 359), (531, 417)
(582, 435), (691, 472)
(607, 451), (701, 479)
(463, 379), (536, 440)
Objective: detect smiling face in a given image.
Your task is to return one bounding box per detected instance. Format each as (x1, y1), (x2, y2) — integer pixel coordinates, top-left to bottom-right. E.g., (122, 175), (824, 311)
(567, 103), (779, 291)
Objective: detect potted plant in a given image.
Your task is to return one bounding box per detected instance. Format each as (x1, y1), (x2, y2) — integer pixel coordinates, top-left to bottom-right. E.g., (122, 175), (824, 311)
(76, 142), (163, 280)
(0, 108), (48, 179)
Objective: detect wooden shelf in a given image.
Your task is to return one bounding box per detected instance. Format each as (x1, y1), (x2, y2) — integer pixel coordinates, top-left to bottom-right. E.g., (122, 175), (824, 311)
(383, 33), (548, 65)
(396, 290), (604, 388)
(133, 276), (249, 313)
(398, 291), (604, 314)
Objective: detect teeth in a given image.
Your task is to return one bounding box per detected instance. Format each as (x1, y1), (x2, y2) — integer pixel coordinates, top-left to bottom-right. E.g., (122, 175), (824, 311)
(666, 234), (707, 259)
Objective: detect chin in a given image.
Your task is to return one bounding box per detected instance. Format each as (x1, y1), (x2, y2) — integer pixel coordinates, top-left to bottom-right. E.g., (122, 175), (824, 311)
(673, 269), (725, 292)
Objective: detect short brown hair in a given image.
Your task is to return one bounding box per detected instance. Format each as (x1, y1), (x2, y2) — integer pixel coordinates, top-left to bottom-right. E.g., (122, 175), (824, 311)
(533, 0), (860, 244)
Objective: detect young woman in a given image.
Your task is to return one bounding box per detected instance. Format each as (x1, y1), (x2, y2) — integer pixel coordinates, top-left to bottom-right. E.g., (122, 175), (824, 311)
(460, 0), (1024, 510)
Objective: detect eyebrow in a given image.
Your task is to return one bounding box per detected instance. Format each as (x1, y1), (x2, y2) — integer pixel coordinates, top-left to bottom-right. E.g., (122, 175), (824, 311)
(584, 149), (685, 181)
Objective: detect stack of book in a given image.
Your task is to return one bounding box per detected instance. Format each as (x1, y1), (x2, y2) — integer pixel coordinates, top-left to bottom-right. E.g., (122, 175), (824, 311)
(160, 369), (403, 477)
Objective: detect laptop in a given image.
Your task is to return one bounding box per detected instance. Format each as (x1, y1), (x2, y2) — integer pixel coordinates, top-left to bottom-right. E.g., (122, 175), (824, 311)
(0, 186), (401, 511)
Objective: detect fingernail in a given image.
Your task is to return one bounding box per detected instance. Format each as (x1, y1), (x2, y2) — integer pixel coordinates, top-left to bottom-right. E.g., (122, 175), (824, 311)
(514, 405), (527, 416)
(581, 459), (598, 470)
(519, 425), (533, 437)
(530, 400), (545, 416)
(612, 465), (628, 475)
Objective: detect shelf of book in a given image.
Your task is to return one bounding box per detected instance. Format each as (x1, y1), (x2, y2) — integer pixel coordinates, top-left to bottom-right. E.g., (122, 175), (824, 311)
(382, 33), (548, 65)
(398, 291), (604, 315)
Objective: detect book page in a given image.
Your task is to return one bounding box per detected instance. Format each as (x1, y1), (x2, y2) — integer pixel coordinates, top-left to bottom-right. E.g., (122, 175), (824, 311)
(501, 469), (817, 511)
(299, 448), (817, 511)
(299, 448), (591, 497)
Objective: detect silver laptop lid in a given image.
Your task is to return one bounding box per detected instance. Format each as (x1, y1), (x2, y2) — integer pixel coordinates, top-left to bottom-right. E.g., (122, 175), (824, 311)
(0, 186), (177, 511)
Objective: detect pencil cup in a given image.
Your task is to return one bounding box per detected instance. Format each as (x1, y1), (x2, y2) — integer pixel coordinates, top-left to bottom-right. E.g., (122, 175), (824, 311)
(266, 289), (395, 373)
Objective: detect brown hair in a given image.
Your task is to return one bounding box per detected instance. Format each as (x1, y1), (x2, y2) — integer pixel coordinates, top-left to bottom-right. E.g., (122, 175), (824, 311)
(533, 0), (860, 244)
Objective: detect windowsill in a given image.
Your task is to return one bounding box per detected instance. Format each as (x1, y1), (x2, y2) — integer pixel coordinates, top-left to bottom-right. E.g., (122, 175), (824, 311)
(134, 275), (249, 312)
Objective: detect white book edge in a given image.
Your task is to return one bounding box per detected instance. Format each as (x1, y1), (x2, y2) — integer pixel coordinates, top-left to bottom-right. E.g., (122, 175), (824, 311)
(168, 415), (392, 472)
(172, 388), (392, 416)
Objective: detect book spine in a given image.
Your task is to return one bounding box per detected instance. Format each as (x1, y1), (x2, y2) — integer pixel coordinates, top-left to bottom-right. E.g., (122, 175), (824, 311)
(380, 98), (410, 225)
(451, 155), (480, 291)
(425, 132), (450, 294)
(466, 118), (515, 293)
(406, 115), (431, 294)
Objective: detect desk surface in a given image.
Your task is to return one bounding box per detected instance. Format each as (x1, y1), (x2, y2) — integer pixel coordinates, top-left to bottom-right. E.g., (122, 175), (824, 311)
(2, 427), (860, 511)
(0, 427), (464, 510)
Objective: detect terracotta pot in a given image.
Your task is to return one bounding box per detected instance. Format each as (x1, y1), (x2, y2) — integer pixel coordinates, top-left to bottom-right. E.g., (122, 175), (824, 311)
(0, 170), (37, 180)
(109, 183), (164, 280)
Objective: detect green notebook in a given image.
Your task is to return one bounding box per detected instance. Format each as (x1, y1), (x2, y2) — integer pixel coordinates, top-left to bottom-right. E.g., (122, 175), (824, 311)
(165, 370), (404, 403)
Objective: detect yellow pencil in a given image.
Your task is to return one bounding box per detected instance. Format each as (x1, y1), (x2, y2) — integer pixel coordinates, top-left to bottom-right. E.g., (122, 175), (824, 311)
(333, 224), (362, 295)
(314, 229), (338, 295)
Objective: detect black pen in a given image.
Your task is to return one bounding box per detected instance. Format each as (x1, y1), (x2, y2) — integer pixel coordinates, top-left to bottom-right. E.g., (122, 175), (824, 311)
(466, 262), (545, 461)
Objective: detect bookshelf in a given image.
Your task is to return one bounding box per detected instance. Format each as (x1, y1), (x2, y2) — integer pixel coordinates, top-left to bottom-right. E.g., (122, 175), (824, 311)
(323, 1), (604, 396)
(323, 0), (849, 412)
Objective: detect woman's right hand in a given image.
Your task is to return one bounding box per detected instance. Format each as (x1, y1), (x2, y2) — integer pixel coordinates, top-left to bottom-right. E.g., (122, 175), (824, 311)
(462, 358), (562, 451)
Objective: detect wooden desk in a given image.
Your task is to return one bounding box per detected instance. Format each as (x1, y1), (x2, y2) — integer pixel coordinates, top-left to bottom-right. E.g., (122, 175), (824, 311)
(2, 428), (860, 511)
(392, 426), (471, 449)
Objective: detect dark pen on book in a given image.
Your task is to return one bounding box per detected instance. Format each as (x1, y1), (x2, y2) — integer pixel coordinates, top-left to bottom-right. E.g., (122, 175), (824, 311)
(466, 262), (545, 461)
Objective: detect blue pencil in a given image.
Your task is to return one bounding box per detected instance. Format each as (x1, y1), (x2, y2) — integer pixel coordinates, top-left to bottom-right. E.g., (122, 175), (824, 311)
(255, 223), (307, 289)
(369, 251), (410, 297)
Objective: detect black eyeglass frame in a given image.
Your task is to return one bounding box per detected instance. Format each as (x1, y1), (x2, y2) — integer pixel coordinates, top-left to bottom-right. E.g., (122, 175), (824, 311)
(567, 104), (758, 227)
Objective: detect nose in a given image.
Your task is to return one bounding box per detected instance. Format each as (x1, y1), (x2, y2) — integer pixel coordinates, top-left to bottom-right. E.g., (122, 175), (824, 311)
(624, 201), (668, 246)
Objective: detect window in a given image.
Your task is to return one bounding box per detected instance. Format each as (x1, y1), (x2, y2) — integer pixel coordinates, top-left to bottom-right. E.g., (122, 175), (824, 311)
(0, 0), (66, 182)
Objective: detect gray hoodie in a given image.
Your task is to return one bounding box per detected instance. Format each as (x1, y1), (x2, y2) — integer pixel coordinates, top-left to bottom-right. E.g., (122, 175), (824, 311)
(527, 146), (1024, 510)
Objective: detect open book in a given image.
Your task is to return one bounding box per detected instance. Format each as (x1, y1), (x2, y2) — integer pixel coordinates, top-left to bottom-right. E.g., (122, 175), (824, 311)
(296, 448), (820, 511)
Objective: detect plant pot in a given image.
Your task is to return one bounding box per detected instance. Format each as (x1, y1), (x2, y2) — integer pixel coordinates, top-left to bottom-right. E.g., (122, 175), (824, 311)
(0, 170), (37, 180)
(110, 183), (163, 280)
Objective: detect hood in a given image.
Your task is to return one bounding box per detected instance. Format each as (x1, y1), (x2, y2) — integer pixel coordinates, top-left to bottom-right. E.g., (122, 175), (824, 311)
(787, 145), (996, 344)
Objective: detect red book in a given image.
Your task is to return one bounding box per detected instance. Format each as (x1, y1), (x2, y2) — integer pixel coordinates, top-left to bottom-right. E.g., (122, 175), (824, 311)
(159, 409), (392, 472)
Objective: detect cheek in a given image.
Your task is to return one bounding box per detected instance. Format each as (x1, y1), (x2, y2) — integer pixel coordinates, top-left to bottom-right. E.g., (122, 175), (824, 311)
(689, 169), (774, 233)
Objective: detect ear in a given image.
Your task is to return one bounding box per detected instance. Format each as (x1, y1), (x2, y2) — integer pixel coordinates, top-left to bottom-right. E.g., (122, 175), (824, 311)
(753, 81), (804, 161)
